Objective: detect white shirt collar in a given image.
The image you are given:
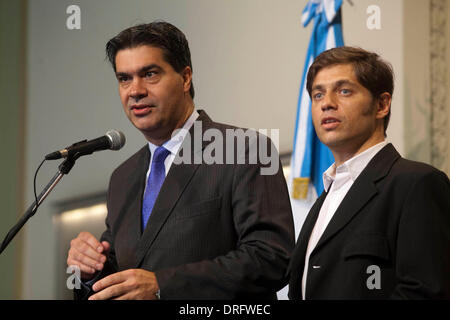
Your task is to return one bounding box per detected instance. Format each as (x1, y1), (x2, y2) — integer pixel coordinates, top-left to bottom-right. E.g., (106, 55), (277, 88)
(147, 109), (200, 157)
(323, 141), (388, 192)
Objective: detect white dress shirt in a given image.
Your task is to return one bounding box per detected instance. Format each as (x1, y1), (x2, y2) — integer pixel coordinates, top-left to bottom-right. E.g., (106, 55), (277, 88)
(143, 109), (199, 195)
(301, 141), (388, 299)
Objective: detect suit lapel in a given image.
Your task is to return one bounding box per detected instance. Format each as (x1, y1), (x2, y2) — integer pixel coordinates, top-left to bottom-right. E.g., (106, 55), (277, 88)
(296, 191), (327, 251)
(312, 144), (400, 253)
(110, 146), (149, 270)
(288, 191), (327, 299)
(134, 110), (214, 267)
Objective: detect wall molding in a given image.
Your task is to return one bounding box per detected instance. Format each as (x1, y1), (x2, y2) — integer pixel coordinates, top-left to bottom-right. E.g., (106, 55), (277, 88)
(430, 0), (448, 172)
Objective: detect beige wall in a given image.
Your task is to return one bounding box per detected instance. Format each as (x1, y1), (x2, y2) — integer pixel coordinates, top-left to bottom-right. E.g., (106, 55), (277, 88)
(404, 0), (432, 164)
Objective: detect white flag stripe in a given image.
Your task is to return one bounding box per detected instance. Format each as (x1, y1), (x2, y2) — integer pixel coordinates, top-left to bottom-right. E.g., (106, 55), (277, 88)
(292, 55), (314, 177)
(324, 0), (337, 23)
(326, 25), (336, 50)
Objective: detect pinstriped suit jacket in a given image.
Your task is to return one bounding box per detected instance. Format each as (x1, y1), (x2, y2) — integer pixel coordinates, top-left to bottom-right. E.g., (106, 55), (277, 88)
(76, 110), (294, 299)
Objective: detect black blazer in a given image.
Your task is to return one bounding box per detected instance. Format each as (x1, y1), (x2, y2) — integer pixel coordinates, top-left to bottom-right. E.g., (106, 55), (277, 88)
(288, 144), (450, 299)
(76, 110), (294, 299)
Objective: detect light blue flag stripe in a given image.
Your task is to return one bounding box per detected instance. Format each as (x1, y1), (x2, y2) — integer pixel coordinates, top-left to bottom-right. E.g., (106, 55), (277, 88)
(291, 0), (344, 195)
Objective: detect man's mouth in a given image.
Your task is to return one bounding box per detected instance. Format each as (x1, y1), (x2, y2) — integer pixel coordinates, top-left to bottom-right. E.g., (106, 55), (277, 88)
(130, 104), (153, 116)
(321, 117), (341, 129)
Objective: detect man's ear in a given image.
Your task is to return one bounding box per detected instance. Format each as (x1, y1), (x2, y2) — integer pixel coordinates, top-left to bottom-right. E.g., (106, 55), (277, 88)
(376, 92), (391, 120)
(181, 66), (193, 94)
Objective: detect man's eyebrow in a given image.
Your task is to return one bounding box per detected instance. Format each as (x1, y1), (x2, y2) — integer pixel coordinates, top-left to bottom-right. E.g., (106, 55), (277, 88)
(115, 71), (130, 79)
(312, 79), (356, 91)
(138, 64), (162, 73)
(115, 64), (162, 78)
(334, 79), (356, 87)
(311, 84), (325, 92)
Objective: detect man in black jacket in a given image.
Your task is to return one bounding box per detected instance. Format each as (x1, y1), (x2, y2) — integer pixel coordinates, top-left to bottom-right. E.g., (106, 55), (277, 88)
(288, 46), (450, 299)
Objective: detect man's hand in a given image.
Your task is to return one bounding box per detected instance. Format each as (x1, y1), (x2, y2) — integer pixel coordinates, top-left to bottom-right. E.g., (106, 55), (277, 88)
(67, 231), (110, 280)
(88, 269), (160, 300)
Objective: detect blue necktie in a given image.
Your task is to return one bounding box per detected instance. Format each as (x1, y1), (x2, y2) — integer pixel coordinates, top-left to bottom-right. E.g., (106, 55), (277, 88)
(142, 146), (171, 230)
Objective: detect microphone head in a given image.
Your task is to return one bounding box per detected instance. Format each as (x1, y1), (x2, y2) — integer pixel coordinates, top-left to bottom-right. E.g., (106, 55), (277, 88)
(106, 130), (126, 150)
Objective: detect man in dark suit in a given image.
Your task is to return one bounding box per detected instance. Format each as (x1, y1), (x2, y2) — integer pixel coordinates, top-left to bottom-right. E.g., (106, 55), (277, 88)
(288, 46), (450, 299)
(66, 21), (294, 300)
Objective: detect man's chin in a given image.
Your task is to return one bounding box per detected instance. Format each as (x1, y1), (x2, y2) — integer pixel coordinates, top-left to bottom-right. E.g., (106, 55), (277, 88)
(316, 132), (338, 147)
(318, 135), (347, 152)
(130, 119), (159, 134)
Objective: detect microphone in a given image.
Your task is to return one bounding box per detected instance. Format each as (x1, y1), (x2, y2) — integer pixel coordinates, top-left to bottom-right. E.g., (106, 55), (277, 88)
(45, 130), (126, 160)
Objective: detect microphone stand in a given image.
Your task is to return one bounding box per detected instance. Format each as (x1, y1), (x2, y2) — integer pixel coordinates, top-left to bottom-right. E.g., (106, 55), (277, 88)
(0, 156), (78, 255)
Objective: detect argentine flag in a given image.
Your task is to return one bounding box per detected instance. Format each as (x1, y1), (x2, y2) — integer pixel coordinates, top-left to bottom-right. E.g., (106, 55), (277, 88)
(290, 0), (344, 239)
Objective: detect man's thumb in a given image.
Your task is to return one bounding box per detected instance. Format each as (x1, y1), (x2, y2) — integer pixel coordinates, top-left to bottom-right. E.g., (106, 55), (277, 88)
(101, 241), (111, 254)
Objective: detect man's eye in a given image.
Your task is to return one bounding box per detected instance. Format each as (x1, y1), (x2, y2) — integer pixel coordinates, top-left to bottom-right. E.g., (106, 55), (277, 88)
(118, 76), (130, 83)
(340, 89), (351, 95)
(313, 92), (323, 100)
(145, 71), (156, 78)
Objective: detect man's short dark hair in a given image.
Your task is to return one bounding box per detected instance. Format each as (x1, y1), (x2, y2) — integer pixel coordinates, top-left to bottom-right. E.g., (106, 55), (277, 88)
(106, 21), (195, 99)
(306, 46), (394, 134)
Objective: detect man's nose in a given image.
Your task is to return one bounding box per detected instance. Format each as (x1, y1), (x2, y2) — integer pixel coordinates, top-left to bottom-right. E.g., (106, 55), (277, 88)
(320, 92), (338, 111)
(129, 78), (148, 102)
